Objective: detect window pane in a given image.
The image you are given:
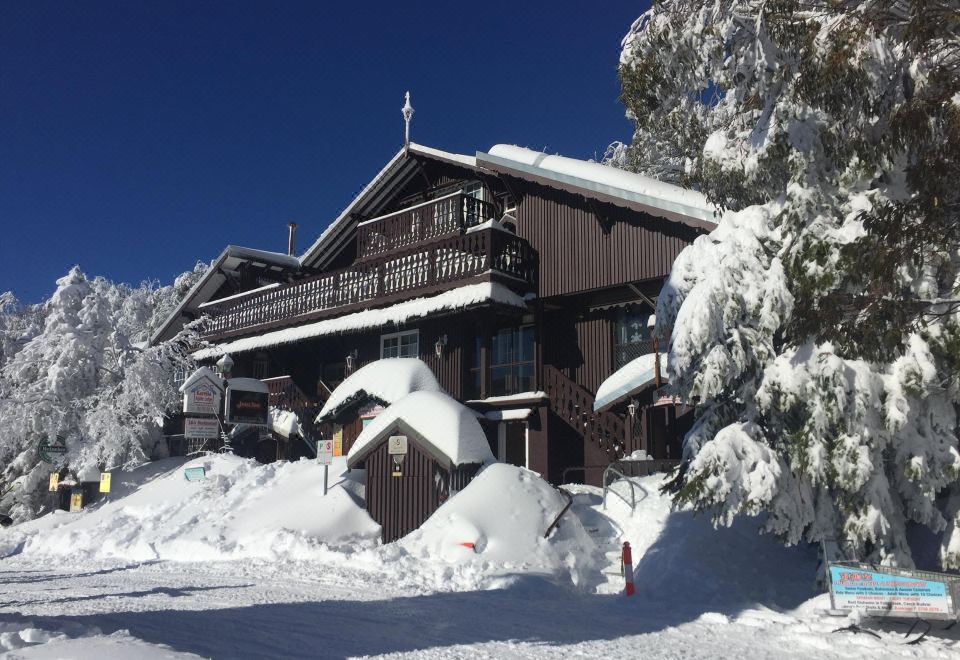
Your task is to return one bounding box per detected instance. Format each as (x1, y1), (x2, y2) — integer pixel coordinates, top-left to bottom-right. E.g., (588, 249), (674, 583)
(519, 326), (534, 362)
(517, 363), (534, 392)
(490, 366), (510, 397)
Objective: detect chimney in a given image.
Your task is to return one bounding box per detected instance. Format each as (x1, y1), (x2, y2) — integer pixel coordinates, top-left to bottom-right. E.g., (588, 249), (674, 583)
(287, 222), (297, 257)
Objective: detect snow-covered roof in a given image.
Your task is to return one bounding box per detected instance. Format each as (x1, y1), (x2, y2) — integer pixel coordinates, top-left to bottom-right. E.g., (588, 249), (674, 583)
(193, 282), (527, 360)
(476, 145), (716, 229)
(150, 245), (300, 346)
(178, 366), (224, 394)
(483, 408), (533, 422)
(465, 391), (548, 405)
(347, 391), (494, 469)
(593, 352), (668, 412)
(300, 143), (478, 270)
(77, 465), (101, 482)
(316, 358), (440, 422)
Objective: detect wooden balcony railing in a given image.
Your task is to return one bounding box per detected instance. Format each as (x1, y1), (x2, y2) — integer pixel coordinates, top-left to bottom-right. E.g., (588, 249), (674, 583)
(201, 226), (536, 340)
(357, 192), (498, 259)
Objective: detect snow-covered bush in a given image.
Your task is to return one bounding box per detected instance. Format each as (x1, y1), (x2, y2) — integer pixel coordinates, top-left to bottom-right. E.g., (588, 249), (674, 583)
(619, 0), (960, 567)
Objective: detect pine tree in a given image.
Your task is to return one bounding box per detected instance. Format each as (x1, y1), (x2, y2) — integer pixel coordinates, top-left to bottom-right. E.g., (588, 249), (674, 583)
(618, 0), (960, 567)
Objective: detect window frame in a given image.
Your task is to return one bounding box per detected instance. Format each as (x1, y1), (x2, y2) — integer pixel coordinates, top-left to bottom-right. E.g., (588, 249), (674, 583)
(380, 329), (419, 359)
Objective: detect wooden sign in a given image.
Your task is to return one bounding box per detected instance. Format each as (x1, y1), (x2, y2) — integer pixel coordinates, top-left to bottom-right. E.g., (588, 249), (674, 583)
(48, 473), (59, 491)
(99, 472), (111, 493)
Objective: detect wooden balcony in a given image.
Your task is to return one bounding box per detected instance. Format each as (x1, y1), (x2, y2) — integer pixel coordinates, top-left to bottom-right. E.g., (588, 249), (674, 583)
(201, 226), (537, 341)
(357, 192), (498, 259)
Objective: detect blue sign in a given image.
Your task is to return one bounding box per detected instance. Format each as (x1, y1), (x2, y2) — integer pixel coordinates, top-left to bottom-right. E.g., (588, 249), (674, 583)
(829, 565), (954, 617)
(184, 466), (207, 482)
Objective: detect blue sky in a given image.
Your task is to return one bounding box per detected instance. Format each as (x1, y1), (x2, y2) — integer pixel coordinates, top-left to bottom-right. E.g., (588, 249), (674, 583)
(1, 1), (645, 303)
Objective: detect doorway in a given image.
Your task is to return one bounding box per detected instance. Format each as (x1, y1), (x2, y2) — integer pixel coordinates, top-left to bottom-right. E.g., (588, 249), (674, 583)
(498, 421), (528, 468)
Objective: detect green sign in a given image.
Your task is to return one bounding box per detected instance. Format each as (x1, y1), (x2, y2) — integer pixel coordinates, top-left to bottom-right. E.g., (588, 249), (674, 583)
(38, 436), (68, 463)
(184, 466), (207, 482)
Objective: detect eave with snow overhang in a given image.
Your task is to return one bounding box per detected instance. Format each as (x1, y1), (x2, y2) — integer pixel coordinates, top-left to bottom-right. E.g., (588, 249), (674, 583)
(193, 282), (528, 360)
(475, 145), (717, 230)
(150, 246), (300, 345)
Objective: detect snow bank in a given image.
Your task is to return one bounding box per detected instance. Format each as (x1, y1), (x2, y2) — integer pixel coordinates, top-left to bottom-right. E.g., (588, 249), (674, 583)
(348, 390), (493, 467)
(0, 619), (202, 659)
(594, 352), (667, 411)
(316, 358), (440, 421)
(401, 464), (597, 588)
(269, 407), (302, 438)
(194, 282), (527, 359)
(3, 455), (379, 563)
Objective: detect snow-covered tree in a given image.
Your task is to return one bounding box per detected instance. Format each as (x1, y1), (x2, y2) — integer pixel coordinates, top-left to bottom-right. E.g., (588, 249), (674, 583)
(618, 0), (960, 567)
(0, 265), (204, 521)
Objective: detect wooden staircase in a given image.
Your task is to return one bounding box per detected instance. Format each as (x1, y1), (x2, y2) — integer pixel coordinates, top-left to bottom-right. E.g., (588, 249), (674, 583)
(263, 376), (322, 455)
(542, 364), (628, 460)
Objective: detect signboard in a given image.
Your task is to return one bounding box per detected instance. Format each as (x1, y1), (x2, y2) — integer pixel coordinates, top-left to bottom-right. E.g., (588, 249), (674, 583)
(184, 466), (207, 482)
(69, 491), (82, 512)
(99, 472), (111, 493)
(184, 416), (220, 440)
(333, 426), (343, 457)
(48, 473), (59, 491)
(317, 439), (334, 466)
(38, 436), (68, 464)
(388, 435), (408, 455)
(828, 563), (960, 619)
(225, 380), (269, 426)
(183, 381), (221, 415)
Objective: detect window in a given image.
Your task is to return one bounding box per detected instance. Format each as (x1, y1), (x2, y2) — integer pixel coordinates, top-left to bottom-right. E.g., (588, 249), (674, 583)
(613, 306), (654, 368)
(381, 329), (419, 358)
(462, 180), (485, 201)
(490, 325), (534, 396)
(499, 193), (517, 216)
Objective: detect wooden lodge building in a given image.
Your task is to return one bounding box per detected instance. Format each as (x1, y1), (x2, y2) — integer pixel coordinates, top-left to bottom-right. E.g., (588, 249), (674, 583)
(153, 141), (716, 485)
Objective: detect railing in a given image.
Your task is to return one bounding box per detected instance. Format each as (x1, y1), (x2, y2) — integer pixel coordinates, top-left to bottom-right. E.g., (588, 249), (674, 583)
(543, 364), (628, 460)
(264, 375), (321, 455)
(357, 193), (498, 259)
(614, 339), (656, 369)
(602, 464), (650, 511)
(202, 227), (536, 339)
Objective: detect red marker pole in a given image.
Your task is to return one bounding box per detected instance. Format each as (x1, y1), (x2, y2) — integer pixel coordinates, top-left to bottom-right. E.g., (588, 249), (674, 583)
(622, 541), (635, 596)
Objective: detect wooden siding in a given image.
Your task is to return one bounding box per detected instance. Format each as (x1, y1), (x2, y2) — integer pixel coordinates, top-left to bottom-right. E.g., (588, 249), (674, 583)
(514, 181), (700, 298)
(365, 437), (438, 543)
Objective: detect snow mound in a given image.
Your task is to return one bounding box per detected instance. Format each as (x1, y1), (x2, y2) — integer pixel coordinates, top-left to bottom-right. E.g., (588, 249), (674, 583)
(317, 357), (440, 421)
(3, 454), (379, 563)
(401, 464), (597, 588)
(0, 619), (202, 659)
(348, 390), (494, 467)
(598, 474), (819, 608)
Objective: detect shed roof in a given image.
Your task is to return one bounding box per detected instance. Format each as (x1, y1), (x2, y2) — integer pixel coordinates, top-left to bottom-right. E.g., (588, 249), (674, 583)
(316, 358), (440, 423)
(347, 391), (494, 470)
(593, 352), (668, 412)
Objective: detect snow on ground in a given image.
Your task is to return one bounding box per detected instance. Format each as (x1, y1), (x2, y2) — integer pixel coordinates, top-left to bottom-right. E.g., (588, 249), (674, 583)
(2, 464), (959, 658)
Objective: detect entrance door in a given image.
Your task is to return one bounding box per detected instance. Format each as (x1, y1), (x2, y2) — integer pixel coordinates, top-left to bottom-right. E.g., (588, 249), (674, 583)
(498, 421), (527, 468)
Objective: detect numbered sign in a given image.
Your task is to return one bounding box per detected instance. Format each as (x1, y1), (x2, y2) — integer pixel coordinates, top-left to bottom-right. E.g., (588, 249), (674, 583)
(99, 472), (112, 493)
(69, 492), (83, 512)
(317, 439), (334, 466)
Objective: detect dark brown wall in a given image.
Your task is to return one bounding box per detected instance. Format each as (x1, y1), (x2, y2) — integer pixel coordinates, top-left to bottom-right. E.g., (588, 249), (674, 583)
(364, 436), (438, 543)
(513, 181), (700, 298)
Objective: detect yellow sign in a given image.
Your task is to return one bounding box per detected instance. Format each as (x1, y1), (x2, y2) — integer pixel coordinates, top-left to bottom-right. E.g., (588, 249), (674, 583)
(69, 492), (82, 512)
(48, 473), (59, 491)
(333, 426), (343, 457)
(99, 472), (111, 493)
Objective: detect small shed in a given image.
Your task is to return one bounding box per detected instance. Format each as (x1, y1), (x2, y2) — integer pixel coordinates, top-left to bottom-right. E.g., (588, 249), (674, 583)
(347, 390), (494, 542)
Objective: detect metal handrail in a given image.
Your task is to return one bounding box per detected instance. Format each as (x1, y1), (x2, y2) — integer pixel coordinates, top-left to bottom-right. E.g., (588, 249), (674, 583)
(544, 489), (574, 539)
(602, 465), (649, 511)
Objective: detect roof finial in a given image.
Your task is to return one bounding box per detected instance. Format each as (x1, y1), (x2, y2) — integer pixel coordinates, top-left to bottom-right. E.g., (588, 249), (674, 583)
(402, 91), (414, 153)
